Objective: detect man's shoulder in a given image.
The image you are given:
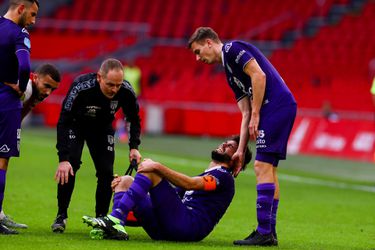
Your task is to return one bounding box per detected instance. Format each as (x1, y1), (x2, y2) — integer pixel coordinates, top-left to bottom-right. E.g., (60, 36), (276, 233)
(72, 73), (97, 88)
(120, 80), (137, 96)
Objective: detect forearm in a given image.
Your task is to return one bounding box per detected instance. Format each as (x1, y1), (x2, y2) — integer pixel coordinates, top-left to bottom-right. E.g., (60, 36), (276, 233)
(16, 50), (31, 92)
(251, 73), (266, 114)
(154, 163), (202, 190)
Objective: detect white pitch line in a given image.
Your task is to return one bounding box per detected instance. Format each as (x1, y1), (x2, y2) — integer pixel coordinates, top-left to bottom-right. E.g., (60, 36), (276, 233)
(142, 153), (375, 193)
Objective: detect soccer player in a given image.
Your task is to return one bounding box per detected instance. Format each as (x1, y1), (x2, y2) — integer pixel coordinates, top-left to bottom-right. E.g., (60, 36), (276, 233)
(52, 58), (142, 233)
(0, 0), (39, 235)
(82, 135), (252, 241)
(188, 27), (297, 246)
(0, 63), (60, 231)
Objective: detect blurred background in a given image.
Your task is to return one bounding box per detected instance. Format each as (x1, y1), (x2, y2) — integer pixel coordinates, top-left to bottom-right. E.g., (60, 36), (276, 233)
(2, 0), (374, 162)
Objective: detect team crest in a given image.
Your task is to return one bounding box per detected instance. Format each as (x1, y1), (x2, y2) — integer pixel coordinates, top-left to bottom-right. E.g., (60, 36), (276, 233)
(110, 101), (118, 110)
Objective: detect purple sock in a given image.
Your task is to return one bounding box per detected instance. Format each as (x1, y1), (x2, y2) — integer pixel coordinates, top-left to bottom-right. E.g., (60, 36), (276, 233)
(112, 191), (125, 211)
(256, 183), (275, 235)
(0, 169), (6, 212)
(111, 174), (151, 224)
(271, 199), (279, 236)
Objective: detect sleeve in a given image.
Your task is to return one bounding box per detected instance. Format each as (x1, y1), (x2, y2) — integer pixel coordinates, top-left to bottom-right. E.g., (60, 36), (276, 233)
(15, 30), (31, 92)
(225, 41), (254, 71)
(209, 170), (233, 191)
(56, 80), (80, 162)
(121, 84), (141, 150)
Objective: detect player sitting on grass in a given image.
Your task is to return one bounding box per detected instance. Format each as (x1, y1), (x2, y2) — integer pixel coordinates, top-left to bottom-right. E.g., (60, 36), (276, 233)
(82, 135), (252, 241)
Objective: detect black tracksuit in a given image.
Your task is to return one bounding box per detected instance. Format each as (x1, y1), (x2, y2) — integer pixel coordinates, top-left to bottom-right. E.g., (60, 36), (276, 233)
(56, 73), (141, 217)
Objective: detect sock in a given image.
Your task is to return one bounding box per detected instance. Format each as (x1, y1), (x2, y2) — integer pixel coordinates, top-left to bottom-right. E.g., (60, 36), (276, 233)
(256, 183), (275, 235)
(111, 174), (152, 224)
(271, 199), (279, 237)
(112, 192), (126, 211)
(0, 169), (6, 213)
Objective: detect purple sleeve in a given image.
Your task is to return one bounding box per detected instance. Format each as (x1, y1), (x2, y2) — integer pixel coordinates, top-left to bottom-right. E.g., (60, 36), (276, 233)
(226, 42), (254, 70)
(15, 49), (30, 92)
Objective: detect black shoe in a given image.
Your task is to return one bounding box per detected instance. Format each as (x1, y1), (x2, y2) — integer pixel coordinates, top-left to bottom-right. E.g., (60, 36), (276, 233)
(51, 215), (67, 233)
(82, 215), (128, 240)
(233, 230), (275, 246)
(0, 223), (18, 234)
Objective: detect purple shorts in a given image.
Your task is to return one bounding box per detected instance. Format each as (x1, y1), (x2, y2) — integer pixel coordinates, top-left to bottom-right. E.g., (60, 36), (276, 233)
(0, 109), (21, 158)
(133, 180), (204, 241)
(255, 103), (297, 166)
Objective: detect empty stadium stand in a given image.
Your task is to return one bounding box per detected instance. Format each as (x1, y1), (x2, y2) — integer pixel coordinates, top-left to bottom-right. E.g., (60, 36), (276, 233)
(20, 0), (374, 131)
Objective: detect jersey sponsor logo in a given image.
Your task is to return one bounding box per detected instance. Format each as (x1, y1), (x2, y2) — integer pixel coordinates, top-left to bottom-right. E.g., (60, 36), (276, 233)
(235, 50), (246, 64)
(0, 144), (10, 153)
(224, 43), (232, 53)
(85, 105), (101, 117)
(24, 37), (31, 49)
(256, 130), (267, 148)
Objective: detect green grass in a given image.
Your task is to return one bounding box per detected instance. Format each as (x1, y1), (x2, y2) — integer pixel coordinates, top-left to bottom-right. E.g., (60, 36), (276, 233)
(1, 128), (374, 249)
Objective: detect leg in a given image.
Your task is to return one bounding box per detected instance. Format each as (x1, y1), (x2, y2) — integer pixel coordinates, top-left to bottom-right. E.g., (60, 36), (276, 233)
(234, 156), (275, 246)
(82, 173), (154, 240)
(52, 128), (84, 233)
(271, 165), (279, 242)
(86, 129), (115, 217)
(0, 109), (21, 235)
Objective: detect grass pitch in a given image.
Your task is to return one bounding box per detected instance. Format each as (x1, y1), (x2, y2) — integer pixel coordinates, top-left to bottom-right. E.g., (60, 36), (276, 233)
(0, 127), (374, 250)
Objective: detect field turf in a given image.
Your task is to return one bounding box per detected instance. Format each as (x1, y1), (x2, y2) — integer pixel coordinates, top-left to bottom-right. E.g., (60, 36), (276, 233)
(0, 128), (374, 249)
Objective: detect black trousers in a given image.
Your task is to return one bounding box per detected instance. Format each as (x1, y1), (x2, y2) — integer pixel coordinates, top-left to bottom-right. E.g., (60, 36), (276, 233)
(57, 126), (115, 218)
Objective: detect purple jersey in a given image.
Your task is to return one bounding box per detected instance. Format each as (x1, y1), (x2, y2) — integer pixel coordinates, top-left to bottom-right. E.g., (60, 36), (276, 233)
(181, 166), (234, 231)
(222, 40), (296, 107)
(135, 166), (234, 241)
(222, 40), (297, 160)
(0, 16), (31, 111)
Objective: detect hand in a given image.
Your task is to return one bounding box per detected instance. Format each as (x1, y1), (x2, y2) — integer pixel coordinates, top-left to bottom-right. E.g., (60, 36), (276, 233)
(249, 111), (260, 140)
(231, 151), (244, 177)
(137, 158), (158, 173)
(3, 82), (23, 97)
(111, 176), (121, 191)
(54, 161), (74, 185)
(129, 149), (142, 164)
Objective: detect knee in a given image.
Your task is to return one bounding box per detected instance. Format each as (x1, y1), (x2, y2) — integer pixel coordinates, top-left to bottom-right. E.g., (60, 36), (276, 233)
(254, 161), (274, 183)
(117, 175), (134, 191)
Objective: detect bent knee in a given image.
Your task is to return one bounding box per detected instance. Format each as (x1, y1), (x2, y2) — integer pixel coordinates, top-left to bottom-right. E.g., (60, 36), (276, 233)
(116, 175), (134, 191)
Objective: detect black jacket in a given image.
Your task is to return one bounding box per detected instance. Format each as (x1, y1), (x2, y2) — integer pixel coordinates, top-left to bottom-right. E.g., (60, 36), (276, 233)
(56, 73), (141, 162)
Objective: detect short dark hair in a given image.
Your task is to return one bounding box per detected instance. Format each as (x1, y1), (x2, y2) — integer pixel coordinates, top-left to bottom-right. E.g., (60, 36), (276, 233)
(228, 135), (252, 171)
(99, 58), (124, 76)
(9, 0), (39, 8)
(188, 27), (221, 49)
(35, 63), (61, 82)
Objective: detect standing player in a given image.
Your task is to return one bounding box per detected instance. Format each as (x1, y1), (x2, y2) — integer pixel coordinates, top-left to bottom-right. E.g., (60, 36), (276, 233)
(82, 136), (252, 241)
(0, 0), (39, 235)
(0, 63), (60, 232)
(188, 27), (297, 246)
(52, 58), (142, 233)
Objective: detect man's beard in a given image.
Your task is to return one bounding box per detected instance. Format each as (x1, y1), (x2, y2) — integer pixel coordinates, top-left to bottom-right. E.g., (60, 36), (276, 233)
(18, 13), (27, 28)
(211, 150), (231, 164)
